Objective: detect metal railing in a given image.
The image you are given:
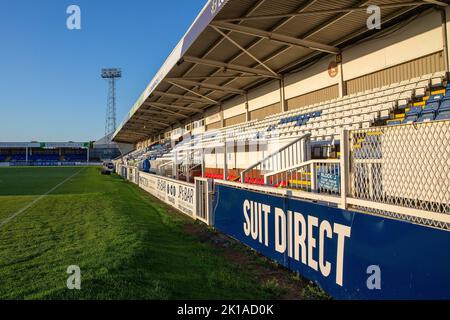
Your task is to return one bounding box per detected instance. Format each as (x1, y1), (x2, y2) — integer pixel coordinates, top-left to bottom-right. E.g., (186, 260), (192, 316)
(264, 159), (341, 194)
(348, 120), (450, 216)
(240, 133), (311, 183)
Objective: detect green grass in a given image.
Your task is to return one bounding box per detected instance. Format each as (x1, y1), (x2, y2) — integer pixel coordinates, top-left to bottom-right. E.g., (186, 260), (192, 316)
(0, 166), (285, 300)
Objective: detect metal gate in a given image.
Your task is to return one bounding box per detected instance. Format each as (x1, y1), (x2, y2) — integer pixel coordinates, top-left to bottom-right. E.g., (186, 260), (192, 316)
(195, 178), (213, 225)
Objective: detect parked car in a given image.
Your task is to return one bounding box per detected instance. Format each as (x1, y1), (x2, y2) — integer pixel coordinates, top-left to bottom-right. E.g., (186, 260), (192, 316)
(101, 162), (114, 175)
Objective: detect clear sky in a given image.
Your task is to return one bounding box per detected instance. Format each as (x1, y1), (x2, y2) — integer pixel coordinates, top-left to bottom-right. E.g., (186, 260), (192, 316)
(0, 0), (206, 142)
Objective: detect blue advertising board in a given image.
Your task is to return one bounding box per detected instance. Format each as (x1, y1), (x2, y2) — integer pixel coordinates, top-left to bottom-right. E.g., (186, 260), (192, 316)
(213, 183), (450, 299)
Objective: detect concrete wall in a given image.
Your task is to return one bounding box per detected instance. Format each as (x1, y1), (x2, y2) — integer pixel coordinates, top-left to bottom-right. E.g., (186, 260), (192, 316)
(343, 10), (444, 81)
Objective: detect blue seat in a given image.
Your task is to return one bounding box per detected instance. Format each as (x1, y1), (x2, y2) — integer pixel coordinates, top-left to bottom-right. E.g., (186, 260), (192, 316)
(439, 99), (450, 112)
(436, 110), (450, 121)
(402, 115), (418, 124)
(417, 113), (435, 123)
(422, 101), (440, 114)
(406, 106), (423, 116)
(428, 94), (444, 102)
(387, 120), (402, 126)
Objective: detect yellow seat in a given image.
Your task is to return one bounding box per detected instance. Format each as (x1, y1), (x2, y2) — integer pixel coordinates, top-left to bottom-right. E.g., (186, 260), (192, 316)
(289, 180), (311, 187)
(431, 89), (446, 96)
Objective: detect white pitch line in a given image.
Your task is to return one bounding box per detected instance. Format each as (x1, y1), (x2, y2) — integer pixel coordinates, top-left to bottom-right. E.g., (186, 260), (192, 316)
(0, 168), (84, 229)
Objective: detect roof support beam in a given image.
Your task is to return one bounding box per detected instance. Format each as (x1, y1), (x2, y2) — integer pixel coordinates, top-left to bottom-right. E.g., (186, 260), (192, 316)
(166, 81), (219, 104)
(183, 55), (281, 79)
(125, 126), (158, 134)
(143, 101), (203, 113)
(153, 90), (216, 104)
(211, 26), (279, 76)
(135, 113), (174, 122)
(153, 0), (271, 109)
(137, 113), (179, 123)
(282, 3), (425, 74)
(118, 131), (149, 138)
(167, 75), (267, 80)
(129, 118), (170, 129)
(165, 78), (246, 95)
(210, 21), (340, 54)
(216, 2), (431, 22)
(183, 0), (318, 103)
(140, 106), (189, 119)
(423, 0), (448, 6)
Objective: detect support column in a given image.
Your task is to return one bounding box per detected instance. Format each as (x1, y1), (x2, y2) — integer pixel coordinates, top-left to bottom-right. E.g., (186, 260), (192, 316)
(245, 93), (250, 122)
(222, 142), (228, 181)
(174, 151), (178, 180)
(441, 8), (450, 72)
(339, 129), (350, 210)
(86, 148), (90, 163)
(25, 147), (28, 162)
(220, 104), (225, 129)
(280, 75), (287, 112)
(201, 148), (205, 178)
(337, 54), (346, 98)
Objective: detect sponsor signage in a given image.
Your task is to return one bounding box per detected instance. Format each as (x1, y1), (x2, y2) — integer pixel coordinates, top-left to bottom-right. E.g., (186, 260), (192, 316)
(139, 172), (196, 217)
(318, 172), (340, 193)
(213, 183), (450, 299)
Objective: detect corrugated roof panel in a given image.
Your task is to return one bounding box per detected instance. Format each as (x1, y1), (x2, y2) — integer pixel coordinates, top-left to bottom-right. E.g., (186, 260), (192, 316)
(276, 13), (337, 37)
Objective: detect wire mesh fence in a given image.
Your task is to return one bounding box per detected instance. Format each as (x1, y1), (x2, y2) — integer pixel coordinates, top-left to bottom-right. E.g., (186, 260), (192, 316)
(349, 120), (450, 218)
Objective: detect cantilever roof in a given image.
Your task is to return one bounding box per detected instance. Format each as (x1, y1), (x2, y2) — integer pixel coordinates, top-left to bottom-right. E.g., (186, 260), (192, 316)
(113, 0), (442, 144)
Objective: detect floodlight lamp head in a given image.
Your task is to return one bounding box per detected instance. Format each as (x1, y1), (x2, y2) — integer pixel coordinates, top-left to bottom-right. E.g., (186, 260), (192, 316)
(101, 68), (122, 78)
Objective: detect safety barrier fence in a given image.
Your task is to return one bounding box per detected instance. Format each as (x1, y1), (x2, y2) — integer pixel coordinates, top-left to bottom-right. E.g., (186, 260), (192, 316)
(347, 120), (450, 230)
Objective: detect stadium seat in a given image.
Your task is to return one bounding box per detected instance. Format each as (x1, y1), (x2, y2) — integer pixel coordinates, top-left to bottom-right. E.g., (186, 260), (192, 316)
(436, 110), (450, 121)
(417, 113), (435, 123)
(406, 106), (423, 116)
(439, 99), (450, 112)
(414, 87), (427, 99)
(397, 99), (409, 109)
(430, 76), (443, 89)
(402, 115), (418, 124)
(422, 101), (440, 114)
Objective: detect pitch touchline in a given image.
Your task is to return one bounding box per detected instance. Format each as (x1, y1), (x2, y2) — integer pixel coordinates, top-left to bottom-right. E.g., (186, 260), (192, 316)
(0, 168), (84, 229)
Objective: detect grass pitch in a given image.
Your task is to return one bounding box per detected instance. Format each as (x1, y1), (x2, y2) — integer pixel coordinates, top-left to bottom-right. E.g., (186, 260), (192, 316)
(0, 166), (300, 300)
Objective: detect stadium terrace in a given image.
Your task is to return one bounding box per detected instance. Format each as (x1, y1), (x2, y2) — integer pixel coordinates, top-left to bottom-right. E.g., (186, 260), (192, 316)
(112, 0), (450, 300)
(0, 141), (126, 165)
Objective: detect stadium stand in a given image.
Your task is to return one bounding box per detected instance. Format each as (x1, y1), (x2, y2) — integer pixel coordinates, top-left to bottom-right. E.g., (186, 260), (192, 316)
(111, 0), (450, 299)
(0, 143), (91, 165)
(118, 71), (448, 180)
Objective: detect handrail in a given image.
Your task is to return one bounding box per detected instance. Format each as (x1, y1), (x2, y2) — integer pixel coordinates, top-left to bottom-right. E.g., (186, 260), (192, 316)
(264, 159), (340, 179)
(240, 133), (311, 183)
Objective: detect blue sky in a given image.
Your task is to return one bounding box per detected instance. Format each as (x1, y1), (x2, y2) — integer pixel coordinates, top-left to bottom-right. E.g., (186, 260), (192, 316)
(0, 0), (206, 142)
